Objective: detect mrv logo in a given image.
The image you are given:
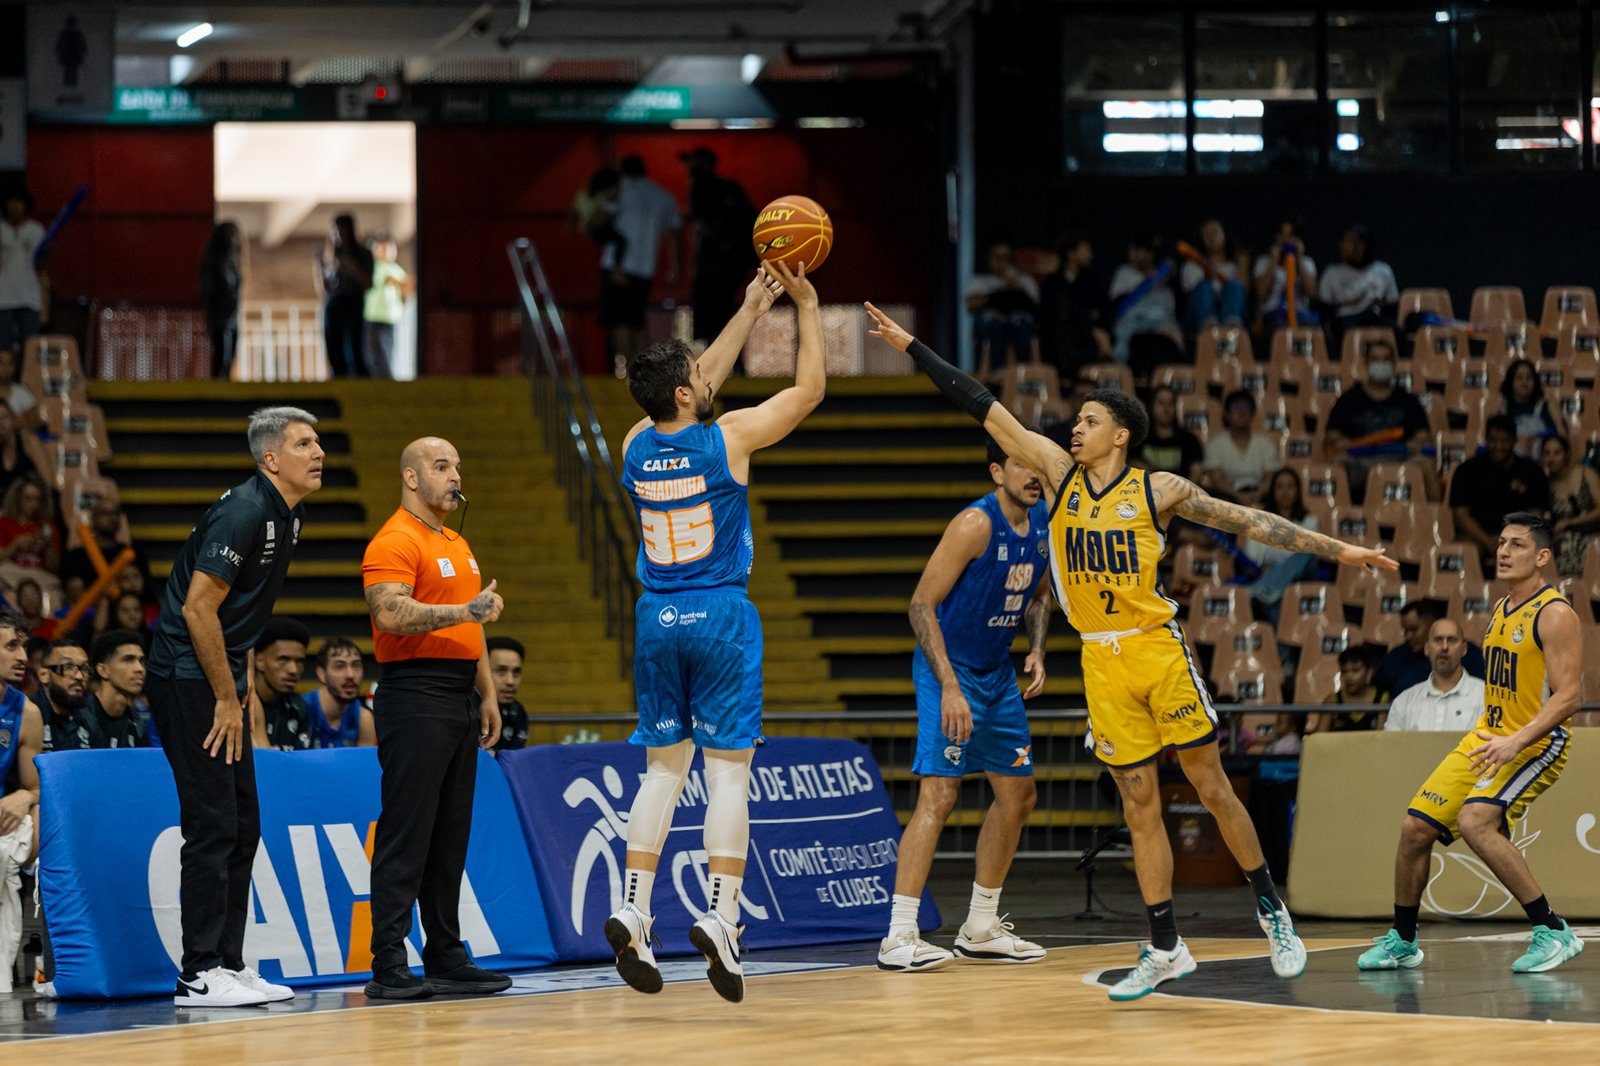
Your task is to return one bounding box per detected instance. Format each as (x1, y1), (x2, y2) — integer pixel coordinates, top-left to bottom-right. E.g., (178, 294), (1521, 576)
(563, 766), (768, 934)
(147, 824), (502, 977)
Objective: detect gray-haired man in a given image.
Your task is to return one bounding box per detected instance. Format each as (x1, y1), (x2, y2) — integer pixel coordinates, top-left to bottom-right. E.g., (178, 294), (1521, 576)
(146, 406), (323, 1007)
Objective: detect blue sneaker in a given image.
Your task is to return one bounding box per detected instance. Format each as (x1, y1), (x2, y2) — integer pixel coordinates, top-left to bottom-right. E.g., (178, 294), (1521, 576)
(1356, 929), (1423, 971)
(1512, 921), (1584, 974)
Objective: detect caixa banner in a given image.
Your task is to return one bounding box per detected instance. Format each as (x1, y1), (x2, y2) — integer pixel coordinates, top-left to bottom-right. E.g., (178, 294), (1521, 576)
(499, 737), (939, 962)
(37, 749), (556, 999)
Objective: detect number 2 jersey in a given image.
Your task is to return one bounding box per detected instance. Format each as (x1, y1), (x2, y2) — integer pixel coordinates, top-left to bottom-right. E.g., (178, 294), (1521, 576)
(1047, 464), (1176, 634)
(935, 493), (1051, 671)
(1481, 585), (1567, 736)
(623, 421), (754, 594)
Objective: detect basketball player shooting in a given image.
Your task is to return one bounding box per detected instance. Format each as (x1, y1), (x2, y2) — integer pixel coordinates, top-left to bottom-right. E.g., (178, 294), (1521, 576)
(865, 302), (1397, 1000)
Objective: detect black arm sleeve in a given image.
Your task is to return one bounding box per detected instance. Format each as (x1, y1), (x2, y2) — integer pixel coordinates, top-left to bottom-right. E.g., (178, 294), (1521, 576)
(906, 339), (995, 423)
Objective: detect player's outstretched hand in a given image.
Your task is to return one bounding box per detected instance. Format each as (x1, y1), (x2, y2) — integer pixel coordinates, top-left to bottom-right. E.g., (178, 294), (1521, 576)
(743, 265), (785, 316)
(768, 260), (818, 309)
(1022, 650), (1047, 699)
(864, 302), (913, 351)
(1338, 544), (1399, 573)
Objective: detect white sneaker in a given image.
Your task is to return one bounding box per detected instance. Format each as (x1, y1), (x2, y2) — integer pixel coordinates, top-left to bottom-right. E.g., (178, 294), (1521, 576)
(1257, 899), (1307, 979)
(604, 902), (662, 994)
(33, 975), (56, 999)
(688, 912), (745, 1003)
(1108, 940), (1198, 1001)
(953, 915), (1046, 964)
(877, 929), (955, 972)
(230, 966), (295, 1003)
(174, 966), (269, 1007)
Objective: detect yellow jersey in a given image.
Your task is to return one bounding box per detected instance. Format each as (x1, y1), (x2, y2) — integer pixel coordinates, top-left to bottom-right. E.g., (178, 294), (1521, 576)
(1481, 585), (1566, 735)
(1048, 464), (1177, 634)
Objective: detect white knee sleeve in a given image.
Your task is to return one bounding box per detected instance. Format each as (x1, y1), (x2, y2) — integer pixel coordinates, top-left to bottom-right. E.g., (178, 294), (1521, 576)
(624, 740), (695, 856)
(703, 748), (754, 861)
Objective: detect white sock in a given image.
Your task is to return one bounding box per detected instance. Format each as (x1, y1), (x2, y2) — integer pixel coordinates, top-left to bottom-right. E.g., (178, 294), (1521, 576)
(889, 893), (920, 936)
(709, 873), (742, 924)
(624, 868), (655, 912)
(966, 883), (1001, 930)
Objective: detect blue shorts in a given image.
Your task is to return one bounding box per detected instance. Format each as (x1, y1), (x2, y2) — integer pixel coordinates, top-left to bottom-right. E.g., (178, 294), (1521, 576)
(631, 591), (763, 750)
(912, 649), (1033, 777)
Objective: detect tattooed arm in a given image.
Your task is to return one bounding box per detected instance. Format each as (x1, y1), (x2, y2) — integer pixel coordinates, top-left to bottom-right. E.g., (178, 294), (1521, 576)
(365, 581), (504, 635)
(1148, 471), (1398, 571)
(909, 508), (992, 743)
(1020, 584), (1052, 699)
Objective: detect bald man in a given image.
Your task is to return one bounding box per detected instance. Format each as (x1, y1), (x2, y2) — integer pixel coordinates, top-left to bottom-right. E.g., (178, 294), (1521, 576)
(1385, 618), (1486, 733)
(360, 436), (509, 1000)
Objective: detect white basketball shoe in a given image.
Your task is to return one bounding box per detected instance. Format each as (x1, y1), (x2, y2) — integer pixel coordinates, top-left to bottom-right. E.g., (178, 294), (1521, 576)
(877, 929), (955, 972)
(605, 902), (663, 994)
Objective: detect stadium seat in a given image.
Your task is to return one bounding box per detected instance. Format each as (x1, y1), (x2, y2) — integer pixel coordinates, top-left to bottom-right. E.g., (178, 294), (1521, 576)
(22, 335), (88, 404)
(1214, 357), (1271, 400)
(1556, 328), (1600, 388)
(1078, 362), (1134, 393)
(1277, 428), (1318, 466)
(1152, 363), (1202, 398)
(1434, 430), (1472, 483)
(1277, 582), (1337, 649)
(1258, 392), (1304, 435)
(1387, 505), (1450, 566)
(1299, 461), (1353, 511)
(37, 398), (113, 463)
(1448, 579), (1498, 625)
(1411, 326), (1467, 394)
(1341, 326), (1399, 364)
(1216, 660), (1285, 705)
(1360, 578), (1422, 646)
(1445, 354), (1493, 397)
(1459, 393), (1496, 441)
(1186, 584), (1253, 647)
(1420, 540), (1484, 597)
(1312, 623), (1365, 661)
(997, 364), (1060, 408)
(1211, 621), (1284, 697)
(1010, 394), (1074, 430)
(1365, 461), (1430, 531)
(1582, 539), (1600, 599)
(1585, 627), (1600, 705)
(1170, 544), (1234, 588)
(1270, 327), (1328, 367)
(1557, 578), (1595, 625)
(1470, 286), (1528, 330)
(1398, 288), (1455, 324)
(1195, 324), (1253, 365)
(1176, 394), (1220, 443)
(1539, 286), (1597, 336)
(1273, 355), (1314, 401)
(1299, 375), (1342, 432)
(1480, 322), (1537, 362)
(1555, 390), (1600, 437)
(1292, 651), (1342, 705)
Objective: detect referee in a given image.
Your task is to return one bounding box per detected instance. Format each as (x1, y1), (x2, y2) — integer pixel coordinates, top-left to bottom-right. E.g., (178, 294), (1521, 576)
(146, 407), (322, 1008)
(361, 435), (510, 999)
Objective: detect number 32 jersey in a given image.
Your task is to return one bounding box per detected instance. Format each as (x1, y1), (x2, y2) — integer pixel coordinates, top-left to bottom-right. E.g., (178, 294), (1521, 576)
(1047, 465), (1178, 633)
(623, 421), (754, 594)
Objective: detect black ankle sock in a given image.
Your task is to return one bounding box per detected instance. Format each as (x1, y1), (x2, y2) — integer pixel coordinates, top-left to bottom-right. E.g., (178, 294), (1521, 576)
(1522, 895), (1562, 931)
(1394, 904), (1420, 943)
(1146, 900), (1179, 952)
(1245, 864), (1282, 914)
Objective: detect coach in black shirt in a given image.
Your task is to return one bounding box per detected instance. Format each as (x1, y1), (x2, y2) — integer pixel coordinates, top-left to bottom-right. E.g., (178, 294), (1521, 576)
(145, 406), (322, 1008)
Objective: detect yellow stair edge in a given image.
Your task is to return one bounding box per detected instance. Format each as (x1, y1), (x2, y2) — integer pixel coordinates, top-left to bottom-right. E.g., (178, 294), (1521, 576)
(768, 520), (947, 538)
(756, 448), (981, 466)
(754, 482), (986, 501)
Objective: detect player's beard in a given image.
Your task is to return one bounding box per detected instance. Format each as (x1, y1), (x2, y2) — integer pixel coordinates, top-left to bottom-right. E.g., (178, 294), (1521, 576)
(693, 383), (714, 422)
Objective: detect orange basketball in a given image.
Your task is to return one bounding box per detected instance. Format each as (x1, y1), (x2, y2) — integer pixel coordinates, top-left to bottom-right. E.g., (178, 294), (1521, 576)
(752, 194), (833, 272)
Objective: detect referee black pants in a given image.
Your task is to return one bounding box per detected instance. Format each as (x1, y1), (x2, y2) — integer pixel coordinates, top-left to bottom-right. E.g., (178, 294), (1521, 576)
(147, 674), (260, 977)
(369, 659), (479, 974)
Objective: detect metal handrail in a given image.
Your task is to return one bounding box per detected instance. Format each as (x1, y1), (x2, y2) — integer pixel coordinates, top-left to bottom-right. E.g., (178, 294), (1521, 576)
(508, 238), (639, 681)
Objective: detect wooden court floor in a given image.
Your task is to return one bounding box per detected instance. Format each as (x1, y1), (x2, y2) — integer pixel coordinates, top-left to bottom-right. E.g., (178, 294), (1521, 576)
(5, 930), (1597, 1066)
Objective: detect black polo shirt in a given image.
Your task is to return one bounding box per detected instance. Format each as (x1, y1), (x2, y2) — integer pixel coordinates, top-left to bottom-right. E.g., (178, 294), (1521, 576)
(147, 471), (305, 691)
(494, 698), (529, 752)
(46, 692), (150, 750)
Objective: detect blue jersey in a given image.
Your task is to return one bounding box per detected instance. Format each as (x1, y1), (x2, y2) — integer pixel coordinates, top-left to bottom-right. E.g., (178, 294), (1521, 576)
(935, 494), (1052, 670)
(623, 422), (753, 594)
(305, 693), (363, 749)
(0, 684), (26, 787)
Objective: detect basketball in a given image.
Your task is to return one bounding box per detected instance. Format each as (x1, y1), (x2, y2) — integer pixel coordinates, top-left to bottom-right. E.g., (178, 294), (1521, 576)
(752, 194), (833, 272)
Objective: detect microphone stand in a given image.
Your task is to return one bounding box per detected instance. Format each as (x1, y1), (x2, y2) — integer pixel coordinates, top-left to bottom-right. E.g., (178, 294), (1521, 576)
(1074, 826), (1133, 921)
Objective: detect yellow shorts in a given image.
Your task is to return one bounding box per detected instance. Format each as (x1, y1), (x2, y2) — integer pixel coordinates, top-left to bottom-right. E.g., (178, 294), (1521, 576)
(1081, 622), (1217, 768)
(1408, 726), (1570, 844)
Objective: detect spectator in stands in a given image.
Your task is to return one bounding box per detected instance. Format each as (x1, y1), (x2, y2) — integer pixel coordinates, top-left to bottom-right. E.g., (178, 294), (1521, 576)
(680, 147), (757, 344)
(1321, 338), (1431, 502)
(363, 232), (411, 380)
(1202, 390), (1279, 502)
(48, 629), (149, 750)
(19, 636), (46, 702)
(1137, 385), (1204, 479)
(315, 213), (374, 378)
(1383, 618), (1485, 734)
(34, 638), (88, 750)
(965, 239), (1040, 373)
(13, 579), (50, 637)
(1180, 218), (1249, 331)
(487, 635), (529, 753)
(568, 165), (622, 260)
(1038, 229), (1110, 376)
(0, 476), (60, 587)
(601, 155), (682, 369)
(0, 349), (39, 432)
(0, 401), (41, 503)
(1241, 468), (1320, 625)
(1497, 358), (1557, 457)
(60, 497), (148, 596)
(0, 190), (49, 356)
(1108, 231), (1182, 379)
(199, 221), (242, 380)
(111, 591), (152, 641)
(1316, 223), (1398, 352)
(248, 617), (310, 750)
(1449, 415), (1550, 568)
(1373, 601), (1487, 698)
(289, 637), (375, 749)
(1253, 217), (1316, 330)
(1541, 434), (1600, 578)
(1308, 645), (1388, 733)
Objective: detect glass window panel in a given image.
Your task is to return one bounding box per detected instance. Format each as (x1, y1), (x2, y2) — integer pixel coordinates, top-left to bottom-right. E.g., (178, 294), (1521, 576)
(1194, 13), (1317, 175)
(1327, 10), (1451, 171)
(1062, 13), (1185, 175)
(1460, 6), (1582, 170)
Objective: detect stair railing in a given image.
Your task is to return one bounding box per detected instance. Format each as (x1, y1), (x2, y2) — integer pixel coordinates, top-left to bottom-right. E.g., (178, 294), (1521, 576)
(508, 238), (639, 682)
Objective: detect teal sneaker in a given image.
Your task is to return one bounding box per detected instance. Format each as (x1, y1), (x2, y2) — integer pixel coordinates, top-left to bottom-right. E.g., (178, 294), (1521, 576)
(1256, 898), (1307, 978)
(1108, 939), (1197, 1001)
(1512, 920), (1585, 974)
(1356, 929), (1423, 971)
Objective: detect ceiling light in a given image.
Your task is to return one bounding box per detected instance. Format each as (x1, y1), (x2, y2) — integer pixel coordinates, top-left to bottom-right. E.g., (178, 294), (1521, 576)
(176, 22), (213, 48)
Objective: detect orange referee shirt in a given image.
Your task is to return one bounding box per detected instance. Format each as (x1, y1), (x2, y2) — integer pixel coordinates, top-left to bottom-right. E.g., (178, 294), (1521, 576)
(361, 508), (486, 663)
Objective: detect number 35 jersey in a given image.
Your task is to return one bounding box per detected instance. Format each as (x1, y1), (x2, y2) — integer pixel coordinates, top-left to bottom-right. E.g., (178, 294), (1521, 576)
(624, 421), (754, 594)
(1047, 465), (1177, 634)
